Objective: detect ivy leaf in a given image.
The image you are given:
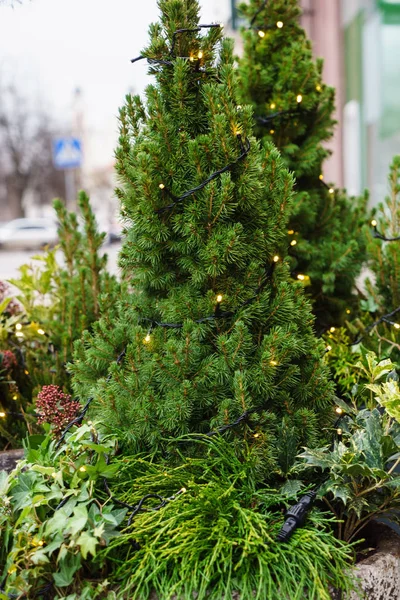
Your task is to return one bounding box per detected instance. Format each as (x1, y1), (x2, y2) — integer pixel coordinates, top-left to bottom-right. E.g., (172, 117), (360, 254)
(68, 504), (88, 536)
(0, 471), (9, 495)
(280, 480), (304, 498)
(76, 531), (98, 559)
(30, 549), (50, 565)
(53, 553), (81, 587)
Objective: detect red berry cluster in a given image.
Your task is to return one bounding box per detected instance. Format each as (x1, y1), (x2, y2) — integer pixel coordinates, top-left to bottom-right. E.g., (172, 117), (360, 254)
(0, 350), (17, 371)
(0, 281), (21, 316)
(36, 385), (81, 438)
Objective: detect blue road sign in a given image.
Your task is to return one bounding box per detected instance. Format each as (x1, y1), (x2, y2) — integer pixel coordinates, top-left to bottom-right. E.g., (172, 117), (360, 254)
(52, 137), (83, 170)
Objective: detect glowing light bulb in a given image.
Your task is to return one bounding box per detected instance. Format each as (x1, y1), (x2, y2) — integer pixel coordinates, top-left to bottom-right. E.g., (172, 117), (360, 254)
(319, 174), (324, 180)
(216, 294), (223, 303)
(144, 334), (151, 343)
(180, 487), (187, 493)
(394, 323), (400, 330)
(237, 105), (242, 110)
(330, 327), (336, 333)
(335, 407), (343, 415)
(296, 94), (303, 103)
(51, 472), (57, 478)
(37, 328), (45, 335)
(316, 84), (322, 91)
(290, 240), (297, 246)
(258, 30), (265, 38)
(219, 23), (224, 29)
(38, 541), (44, 547)
(297, 274), (305, 281)
(371, 219), (377, 227)
(197, 50), (203, 59)
(270, 102), (276, 109)
(189, 55), (195, 62)
(276, 21), (283, 28)
(346, 309), (351, 315)
(270, 360), (278, 366)
(326, 345), (332, 352)
(288, 229), (294, 235)
(12, 395), (17, 400)
(273, 255), (280, 262)
(79, 466), (86, 472)
(270, 129), (275, 134)
(24, 370), (29, 375)
(329, 188), (334, 194)
(15, 323), (22, 331)
(337, 428), (343, 436)
(253, 432), (261, 438)
(159, 183), (165, 190)
(0, 412), (6, 418)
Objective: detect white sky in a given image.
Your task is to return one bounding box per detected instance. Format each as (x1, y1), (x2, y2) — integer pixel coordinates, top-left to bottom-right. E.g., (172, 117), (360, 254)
(0, 0), (231, 167)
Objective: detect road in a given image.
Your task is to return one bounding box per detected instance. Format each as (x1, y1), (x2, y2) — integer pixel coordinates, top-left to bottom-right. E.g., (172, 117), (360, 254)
(0, 243), (122, 282)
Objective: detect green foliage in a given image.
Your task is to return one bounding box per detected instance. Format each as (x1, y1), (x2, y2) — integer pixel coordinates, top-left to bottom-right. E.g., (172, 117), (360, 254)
(99, 436), (356, 600)
(237, 0), (367, 330)
(0, 193), (119, 448)
(300, 352), (400, 542)
(0, 424), (124, 598)
(71, 0), (334, 479)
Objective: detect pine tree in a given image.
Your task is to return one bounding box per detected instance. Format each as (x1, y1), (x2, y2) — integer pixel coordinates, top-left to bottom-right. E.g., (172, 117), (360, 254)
(71, 0), (334, 477)
(237, 0), (367, 332)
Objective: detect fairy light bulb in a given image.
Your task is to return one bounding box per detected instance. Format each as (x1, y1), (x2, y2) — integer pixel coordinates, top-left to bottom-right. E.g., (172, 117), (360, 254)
(276, 21), (283, 28)
(371, 219), (377, 227)
(273, 255), (280, 262)
(394, 323), (400, 330)
(319, 174), (324, 181)
(270, 102), (276, 109)
(51, 472), (57, 478)
(0, 412), (6, 418)
(346, 309), (351, 315)
(297, 274), (305, 281)
(270, 360), (278, 366)
(15, 323), (22, 331)
(296, 94), (303, 103)
(258, 30), (265, 38)
(189, 55), (195, 62)
(335, 407), (343, 415)
(253, 432), (261, 438)
(330, 327), (336, 333)
(197, 50), (203, 59)
(79, 466), (86, 472)
(290, 240), (297, 246)
(37, 328), (45, 335)
(316, 84), (322, 92)
(12, 395), (17, 400)
(270, 129), (274, 134)
(144, 333), (151, 343)
(216, 294), (223, 303)
(329, 188), (334, 194)
(326, 345), (332, 352)
(288, 229), (294, 235)
(24, 369), (29, 375)
(337, 428), (343, 436)
(180, 487), (187, 493)
(159, 183), (165, 190)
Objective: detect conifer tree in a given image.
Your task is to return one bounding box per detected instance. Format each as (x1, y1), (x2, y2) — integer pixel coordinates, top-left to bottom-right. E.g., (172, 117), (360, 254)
(238, 0), (367, 331)
(71, 0), (334, 477)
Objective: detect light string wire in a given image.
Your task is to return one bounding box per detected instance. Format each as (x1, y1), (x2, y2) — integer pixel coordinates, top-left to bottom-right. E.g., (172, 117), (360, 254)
(371, 220), (400, 242)
(131, 23), (222, 65)
(140, 260), (277, 332)
(156, 134), (251, 214)
(348, 305), (400, 347)
(250, 0), (269, 27)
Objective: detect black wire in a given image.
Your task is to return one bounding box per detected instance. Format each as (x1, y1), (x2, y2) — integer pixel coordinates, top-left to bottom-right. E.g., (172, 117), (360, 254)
(170, 24), (222, 57)
(372, 224), (400, 242)
(250, 0), (269, 27)
(156, 136), (251, 214)
(140, 261), (276, 331)
(255, 108), (300, 125)
(348, 305), (400, 346)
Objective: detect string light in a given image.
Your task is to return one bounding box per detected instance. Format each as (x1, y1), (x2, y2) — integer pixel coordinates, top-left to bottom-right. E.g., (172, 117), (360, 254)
(316, 84), (322, 92)
(290, 240), (297, 246)
(371, 219), (377, 227)
(159, 183), (165, 190)
(297, 274), (305, 281)
(270, 102), (276, 109)
(258, 30), (266, 38)
(24, 369), (29, 375)
(216, 294), (223, 303)
(335, 407), (343, 415)
(156, 136), (250, 214)
(144, 333), (152, 344)
(330, 327), (336, 333)
(269, 129), (274, 134)
(12, 394), (17, 400)
(326, 345), (332, 352)
(253, 432), (261, 438)
(276, 21), (283, 28)
(394, 323), (400, 330)
(319, 174), (324, 180)
(15, 323), (22, 331)
(337, 428), (343, 436)
(0, 412), (5, 418)
(273, 255), (280, 262)
(288, 230), (294, 235)
(329, 188), (334, 194)
(79, 466), (86, 472)
(197, 50), (203, 59)
(349, 305), (400, 346)
(37, 328), (45, 335)
(371, 219), (400, 242)
(270, 360), (278, 366)
(296, 94), (303, 103)
(346, 309), (351, 315)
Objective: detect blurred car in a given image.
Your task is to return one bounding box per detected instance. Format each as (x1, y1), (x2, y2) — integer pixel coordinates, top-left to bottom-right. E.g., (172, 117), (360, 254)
(0, 218), (58, 250)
